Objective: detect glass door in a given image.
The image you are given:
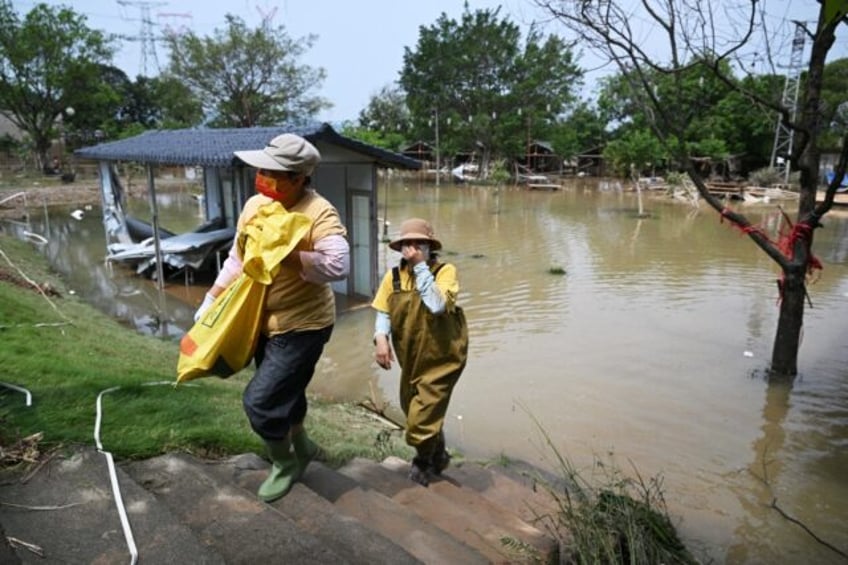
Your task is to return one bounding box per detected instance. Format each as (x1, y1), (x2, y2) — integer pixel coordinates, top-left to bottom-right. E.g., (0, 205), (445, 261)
(350, 192), (372, 297)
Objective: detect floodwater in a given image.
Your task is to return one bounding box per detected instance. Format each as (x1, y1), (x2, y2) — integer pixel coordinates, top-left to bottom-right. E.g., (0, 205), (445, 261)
(3, 178), (848, 564)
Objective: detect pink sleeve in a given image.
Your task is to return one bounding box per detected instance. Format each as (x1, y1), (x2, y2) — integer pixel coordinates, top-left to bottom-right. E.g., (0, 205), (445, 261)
(300, 234), (350, 284)
(213, 241), (243, 289)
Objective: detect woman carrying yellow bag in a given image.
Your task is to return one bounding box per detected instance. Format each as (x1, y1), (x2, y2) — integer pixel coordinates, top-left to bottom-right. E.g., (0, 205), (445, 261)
(177, 201), (312, 382)
(192, 133), (349, 503)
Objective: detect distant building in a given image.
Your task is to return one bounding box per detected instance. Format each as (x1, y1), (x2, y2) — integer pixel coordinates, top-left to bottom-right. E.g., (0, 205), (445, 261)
(522, 140), (561, 173)
(400, 141), (434, 165)
(576, 145), (607, 177)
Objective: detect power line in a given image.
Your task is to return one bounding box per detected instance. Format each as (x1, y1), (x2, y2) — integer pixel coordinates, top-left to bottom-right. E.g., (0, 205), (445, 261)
(116, 0), (168, 76)
(158, 12), (193, 38)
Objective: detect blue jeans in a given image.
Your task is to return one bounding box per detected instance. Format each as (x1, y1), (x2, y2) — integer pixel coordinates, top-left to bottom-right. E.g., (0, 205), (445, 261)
(243, 326), (333, 441)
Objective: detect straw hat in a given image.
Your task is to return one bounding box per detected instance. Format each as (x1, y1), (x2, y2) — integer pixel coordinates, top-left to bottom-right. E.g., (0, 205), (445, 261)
(389, 218), (442, 251)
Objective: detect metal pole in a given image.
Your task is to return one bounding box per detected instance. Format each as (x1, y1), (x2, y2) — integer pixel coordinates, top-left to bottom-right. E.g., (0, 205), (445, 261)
(383, 174), (389, 238)
(147, 165), (165, 291)
(434, 107), (440, 187)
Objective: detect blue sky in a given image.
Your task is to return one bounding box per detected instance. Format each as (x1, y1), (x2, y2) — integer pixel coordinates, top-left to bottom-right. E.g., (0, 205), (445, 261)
(13, 1), (847, 124)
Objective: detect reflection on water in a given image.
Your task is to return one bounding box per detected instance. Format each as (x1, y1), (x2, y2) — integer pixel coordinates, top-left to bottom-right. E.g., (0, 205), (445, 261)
(3, 179), (848, 564)
(2, 197), (205, 338)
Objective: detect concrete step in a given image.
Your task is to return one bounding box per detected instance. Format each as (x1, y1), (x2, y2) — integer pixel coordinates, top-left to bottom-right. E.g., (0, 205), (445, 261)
(204, 452), (421, 564)
(300, 460), (488, 564)
(431, 459), (561, 529)
(123, 453), (344, 564)
(0, 445), (223, 564)
(442, 458), (574, 552)
(342, 457), (559, 564)
(2, 444), (568, 564)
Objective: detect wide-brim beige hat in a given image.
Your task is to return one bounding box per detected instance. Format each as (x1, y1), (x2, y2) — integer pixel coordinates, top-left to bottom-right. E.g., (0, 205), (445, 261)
(234, 133), (321, 176)
(389, 218), (442, 251)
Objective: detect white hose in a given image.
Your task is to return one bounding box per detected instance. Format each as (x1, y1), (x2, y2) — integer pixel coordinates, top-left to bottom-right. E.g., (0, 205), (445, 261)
(0, 191), (26, 206)
(94, 380), (196, 565)
(0, 381), (32, 406)
(22, 231), (48, 245)
(95, 385), (138, 565)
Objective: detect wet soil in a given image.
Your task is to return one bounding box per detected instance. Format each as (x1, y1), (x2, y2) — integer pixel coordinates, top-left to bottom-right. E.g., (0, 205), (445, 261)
(0, 181), (102, 220)
(0, 268), (61, 296)
(0, 176), (199, 220)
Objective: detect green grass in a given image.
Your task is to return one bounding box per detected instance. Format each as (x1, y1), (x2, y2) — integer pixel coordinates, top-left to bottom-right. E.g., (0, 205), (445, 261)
(549, 456), (698, 565)
(514, 406), (700, 565)
(0, 234), (410, 466)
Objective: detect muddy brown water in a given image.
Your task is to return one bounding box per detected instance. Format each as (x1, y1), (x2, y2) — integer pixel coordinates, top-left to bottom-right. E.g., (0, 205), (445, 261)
(3, 178), (848, 564)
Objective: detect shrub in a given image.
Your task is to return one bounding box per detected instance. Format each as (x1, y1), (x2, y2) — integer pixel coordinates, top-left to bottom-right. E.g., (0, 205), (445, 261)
(748, 167), (782, 187)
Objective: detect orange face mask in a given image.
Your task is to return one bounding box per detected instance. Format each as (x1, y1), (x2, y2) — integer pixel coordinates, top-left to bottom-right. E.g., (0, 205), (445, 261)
(255, 172), (282, 200)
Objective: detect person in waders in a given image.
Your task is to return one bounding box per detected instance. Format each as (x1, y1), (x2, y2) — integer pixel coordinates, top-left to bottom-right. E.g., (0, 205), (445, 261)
(194, 133), (349, 502)
(372, 218), (469, 486)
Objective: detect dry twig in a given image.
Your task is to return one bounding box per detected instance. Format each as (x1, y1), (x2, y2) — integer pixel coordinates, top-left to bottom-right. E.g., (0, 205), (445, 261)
(0, 247), (73, 326)
(7, 536), (44, 557)
(749, 443), (847, 560)
(1, 501), (82, 511)
(356, 400), (404, 430)
(0, 432), (43, 467)
(770, 499), (848, 560)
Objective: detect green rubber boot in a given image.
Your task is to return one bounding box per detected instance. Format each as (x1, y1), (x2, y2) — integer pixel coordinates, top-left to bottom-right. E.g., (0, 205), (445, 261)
(258, 438), (298, 502)
(292, 429), (320, 479)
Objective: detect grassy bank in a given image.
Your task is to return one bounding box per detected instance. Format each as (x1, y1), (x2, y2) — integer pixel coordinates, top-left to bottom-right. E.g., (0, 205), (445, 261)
(0, 233), (411, 467)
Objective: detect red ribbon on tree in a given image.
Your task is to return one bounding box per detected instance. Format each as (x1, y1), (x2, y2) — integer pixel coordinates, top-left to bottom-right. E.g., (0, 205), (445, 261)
(719, 207), (822, 303)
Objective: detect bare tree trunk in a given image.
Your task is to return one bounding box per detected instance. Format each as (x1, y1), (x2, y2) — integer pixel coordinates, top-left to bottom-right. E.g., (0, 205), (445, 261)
(35, 138), (51, 174)
(768, 5), (843, 377)
(771, 270), (805, 377)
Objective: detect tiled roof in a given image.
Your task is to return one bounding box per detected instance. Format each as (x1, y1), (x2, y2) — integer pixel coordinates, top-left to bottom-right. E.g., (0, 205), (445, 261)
(74, 122), (421, 170)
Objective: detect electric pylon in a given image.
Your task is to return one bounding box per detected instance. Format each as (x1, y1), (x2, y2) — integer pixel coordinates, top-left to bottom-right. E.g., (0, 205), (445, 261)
(769, 21), (807, 185)
(117, 0), (168, 76)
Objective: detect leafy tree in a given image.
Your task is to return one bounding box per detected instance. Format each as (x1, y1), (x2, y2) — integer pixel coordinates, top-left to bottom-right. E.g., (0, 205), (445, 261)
(164, 15), (330, 127)
(712, 74), (783, 172)
(400, 4), (581, 172)
(358, 84), (411, 139)
(63, 70), (202, 143)
(536, 0), (848, 377)
(598, 60), (786, 175)
(815, 57), (848, 150)
(151, 76), (204, 129)
(603, 128), (667, 176)
(0, 1), (113, 169)
(348, 84), (410, 150)
(341, 120), (406, 152)
(117, 75), (203, 131)
(63, 64), (128, 144)
(551, 101), (608, 158)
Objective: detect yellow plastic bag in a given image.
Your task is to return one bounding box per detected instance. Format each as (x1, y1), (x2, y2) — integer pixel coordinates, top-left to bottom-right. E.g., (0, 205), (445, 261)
(176, 201), (312, 383)
(177, 273), (266, 381)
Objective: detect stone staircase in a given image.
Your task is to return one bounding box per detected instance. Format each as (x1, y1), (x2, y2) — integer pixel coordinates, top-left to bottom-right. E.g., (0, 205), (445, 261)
(0, 446), (563, 564)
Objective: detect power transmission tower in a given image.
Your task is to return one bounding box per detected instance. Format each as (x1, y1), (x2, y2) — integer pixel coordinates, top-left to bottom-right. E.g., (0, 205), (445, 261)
(158, 12), (192, 38)
(117, 0), (168, 76)
(769, 21), (806, 185)
(256, 2), (278, 29)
